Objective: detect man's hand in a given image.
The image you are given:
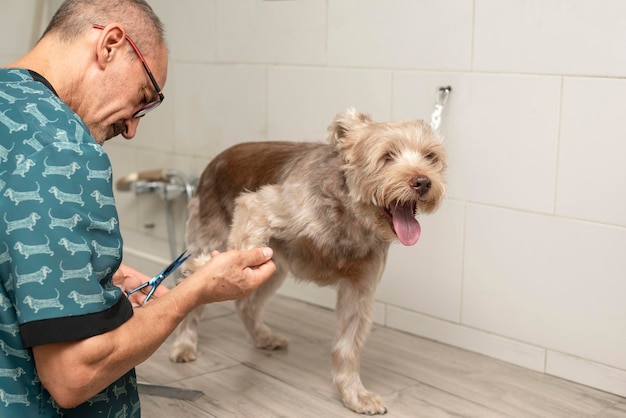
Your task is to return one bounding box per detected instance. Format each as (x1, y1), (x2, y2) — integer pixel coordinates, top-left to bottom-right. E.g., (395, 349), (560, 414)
(113, 263), (170, 307)
(191, 247), (276, 304)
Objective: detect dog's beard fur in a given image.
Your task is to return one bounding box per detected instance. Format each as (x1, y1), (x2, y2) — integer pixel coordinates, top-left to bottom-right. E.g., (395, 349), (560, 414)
(170, 108), (447, 414)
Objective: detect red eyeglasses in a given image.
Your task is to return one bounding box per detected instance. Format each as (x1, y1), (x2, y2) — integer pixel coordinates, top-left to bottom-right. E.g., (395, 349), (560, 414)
(93, 24), (164, 118)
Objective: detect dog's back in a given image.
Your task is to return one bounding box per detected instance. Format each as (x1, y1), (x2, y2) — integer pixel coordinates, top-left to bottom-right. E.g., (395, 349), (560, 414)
(186, 141), (329, 253)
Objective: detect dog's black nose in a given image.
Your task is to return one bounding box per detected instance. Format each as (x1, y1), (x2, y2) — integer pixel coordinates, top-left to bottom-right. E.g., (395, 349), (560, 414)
(412, 176), (432, 195)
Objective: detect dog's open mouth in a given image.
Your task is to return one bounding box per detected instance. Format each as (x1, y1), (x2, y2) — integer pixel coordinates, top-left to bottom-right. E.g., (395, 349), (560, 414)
(384, 201), (421, 246)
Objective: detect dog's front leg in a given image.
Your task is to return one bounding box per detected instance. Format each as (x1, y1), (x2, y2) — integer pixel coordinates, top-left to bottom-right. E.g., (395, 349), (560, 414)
(230, 190), (289, 350)
(332, 269), (387, 415)
(235, 267), (288, 349)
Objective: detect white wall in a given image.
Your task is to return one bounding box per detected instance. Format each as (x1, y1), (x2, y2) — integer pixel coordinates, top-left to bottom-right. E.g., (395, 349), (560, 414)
(3, 0), (626, 398)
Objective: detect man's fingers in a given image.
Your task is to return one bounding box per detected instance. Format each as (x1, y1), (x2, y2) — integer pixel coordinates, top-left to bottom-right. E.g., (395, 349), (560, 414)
(245, 247), (273, 266)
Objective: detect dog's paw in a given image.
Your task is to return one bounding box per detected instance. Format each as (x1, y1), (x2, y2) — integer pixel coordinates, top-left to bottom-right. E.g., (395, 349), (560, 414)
(169, 344), (198, 363)
(248, 323), (289, 350)
(254, 332), (289, 350)
(343, 390), (387, 415)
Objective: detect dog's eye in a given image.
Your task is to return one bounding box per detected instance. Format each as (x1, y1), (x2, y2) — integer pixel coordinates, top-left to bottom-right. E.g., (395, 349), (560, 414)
(382, 153), (394, 164)
(424, 152), (438, 163)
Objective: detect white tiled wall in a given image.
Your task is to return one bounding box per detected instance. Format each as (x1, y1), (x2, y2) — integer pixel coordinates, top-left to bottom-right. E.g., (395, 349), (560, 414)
(268, 67), (393, 140)
(327, 0), (473, 71)
(4, 0), (626, 398)
(557, 77), (626, 226)
(473, 0), (626, 76)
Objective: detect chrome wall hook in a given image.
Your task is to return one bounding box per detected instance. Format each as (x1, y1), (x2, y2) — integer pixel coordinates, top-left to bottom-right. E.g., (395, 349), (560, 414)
(430, 86), (452, 131)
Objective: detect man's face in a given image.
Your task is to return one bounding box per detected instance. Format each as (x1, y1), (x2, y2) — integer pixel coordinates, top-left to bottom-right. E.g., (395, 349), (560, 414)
(85, 38), (168, 145)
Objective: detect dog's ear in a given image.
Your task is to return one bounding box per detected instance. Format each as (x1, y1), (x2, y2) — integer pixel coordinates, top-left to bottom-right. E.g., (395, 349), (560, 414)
(327, 108), (373, 146)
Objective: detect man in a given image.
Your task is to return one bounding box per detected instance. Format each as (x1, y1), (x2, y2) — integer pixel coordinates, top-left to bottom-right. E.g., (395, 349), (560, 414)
(0, 1), (275, 416)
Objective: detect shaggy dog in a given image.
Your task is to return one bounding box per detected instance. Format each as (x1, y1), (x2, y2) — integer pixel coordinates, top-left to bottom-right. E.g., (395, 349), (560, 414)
(170, 108), (447, 414)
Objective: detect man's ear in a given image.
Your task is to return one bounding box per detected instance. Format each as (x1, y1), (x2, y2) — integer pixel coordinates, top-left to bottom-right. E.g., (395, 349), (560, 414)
(95, 23), (127, 68)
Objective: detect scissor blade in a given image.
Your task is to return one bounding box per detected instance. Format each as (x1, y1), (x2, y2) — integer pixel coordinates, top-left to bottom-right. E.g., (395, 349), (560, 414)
(164, 251), (192, 274)
(151, 250), (192, 285)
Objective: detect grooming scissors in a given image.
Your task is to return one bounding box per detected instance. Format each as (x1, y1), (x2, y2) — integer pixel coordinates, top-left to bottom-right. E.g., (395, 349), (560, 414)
(126, 249), (192, 304)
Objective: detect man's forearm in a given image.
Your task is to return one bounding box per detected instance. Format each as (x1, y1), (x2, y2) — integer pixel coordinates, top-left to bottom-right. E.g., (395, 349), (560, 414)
(32, 277), (204, 408)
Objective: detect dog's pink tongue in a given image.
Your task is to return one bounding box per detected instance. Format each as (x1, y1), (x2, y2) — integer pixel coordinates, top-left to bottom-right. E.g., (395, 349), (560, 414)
(391, 204), (421, 246)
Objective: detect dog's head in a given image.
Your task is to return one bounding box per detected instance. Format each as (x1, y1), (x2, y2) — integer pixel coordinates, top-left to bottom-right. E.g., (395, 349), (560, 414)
(327, 108), (447, 246)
